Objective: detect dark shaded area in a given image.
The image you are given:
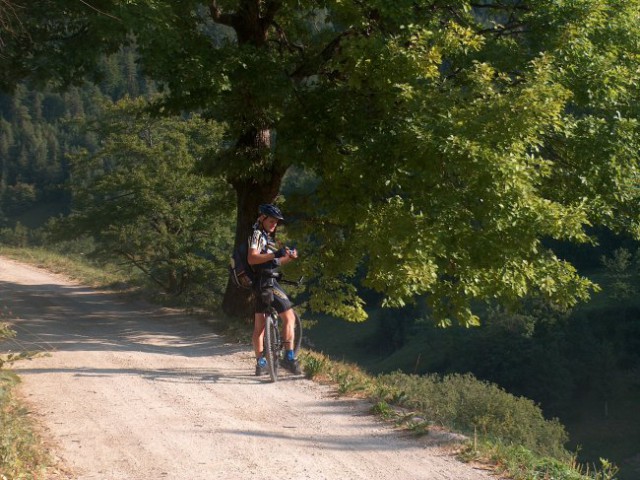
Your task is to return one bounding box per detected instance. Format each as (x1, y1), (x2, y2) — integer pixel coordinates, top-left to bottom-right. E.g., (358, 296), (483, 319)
(306, 234), (640, 479)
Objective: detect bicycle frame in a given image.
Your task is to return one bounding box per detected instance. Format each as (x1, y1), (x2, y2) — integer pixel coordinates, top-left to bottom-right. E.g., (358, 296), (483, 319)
(259, 274), (303, 382)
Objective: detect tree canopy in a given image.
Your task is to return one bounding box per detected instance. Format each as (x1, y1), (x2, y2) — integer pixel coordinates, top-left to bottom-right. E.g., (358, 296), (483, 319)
(61, 97), (234, 297)
(2, 0), (640, 325)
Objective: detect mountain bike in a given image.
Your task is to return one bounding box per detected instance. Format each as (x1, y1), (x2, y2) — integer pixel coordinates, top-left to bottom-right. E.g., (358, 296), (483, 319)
(260, 273), (303, 382)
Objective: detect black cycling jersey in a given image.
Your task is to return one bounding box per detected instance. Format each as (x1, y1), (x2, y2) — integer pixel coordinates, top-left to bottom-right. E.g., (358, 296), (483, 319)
(249, 222), (280, 273)
(249, 222), (293, 314)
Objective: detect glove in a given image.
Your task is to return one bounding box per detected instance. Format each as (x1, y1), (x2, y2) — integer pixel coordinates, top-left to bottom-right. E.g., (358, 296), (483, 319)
(274, 247), (288, 259)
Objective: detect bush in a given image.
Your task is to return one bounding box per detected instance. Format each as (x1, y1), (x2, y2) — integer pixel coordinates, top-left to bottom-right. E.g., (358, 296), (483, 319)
(376, 372), (569, 458)
(0, 222), (29, 247)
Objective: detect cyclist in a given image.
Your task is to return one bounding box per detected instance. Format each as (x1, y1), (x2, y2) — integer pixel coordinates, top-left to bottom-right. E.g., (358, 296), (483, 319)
(248, 203), (301, 376)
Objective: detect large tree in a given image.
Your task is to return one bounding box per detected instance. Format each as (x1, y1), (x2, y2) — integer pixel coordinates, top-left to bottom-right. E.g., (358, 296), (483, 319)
(1, 1), (639, 324)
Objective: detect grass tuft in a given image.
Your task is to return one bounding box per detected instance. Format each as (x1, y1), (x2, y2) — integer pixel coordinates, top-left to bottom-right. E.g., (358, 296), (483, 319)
(0, 359), (50, 479)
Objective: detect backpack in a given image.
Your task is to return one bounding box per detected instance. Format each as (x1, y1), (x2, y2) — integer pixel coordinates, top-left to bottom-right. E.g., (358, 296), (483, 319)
(229, 240), (255, 290)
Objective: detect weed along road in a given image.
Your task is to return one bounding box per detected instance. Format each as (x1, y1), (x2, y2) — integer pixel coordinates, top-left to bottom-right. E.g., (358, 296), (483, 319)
(0, 256), (491, 480)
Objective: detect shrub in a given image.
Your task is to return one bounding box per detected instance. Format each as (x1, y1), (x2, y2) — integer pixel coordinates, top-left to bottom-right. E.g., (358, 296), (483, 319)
(376, 372), (569, 458)
(0, 222), (29, 247)
(302, 353), (328, 379)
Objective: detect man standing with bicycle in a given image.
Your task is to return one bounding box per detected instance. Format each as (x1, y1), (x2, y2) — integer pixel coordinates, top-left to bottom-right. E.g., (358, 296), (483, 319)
(247, 204), (301, 376)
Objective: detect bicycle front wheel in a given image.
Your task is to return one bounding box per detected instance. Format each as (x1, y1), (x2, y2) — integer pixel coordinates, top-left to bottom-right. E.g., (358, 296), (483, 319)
(264, 313), (279, 382)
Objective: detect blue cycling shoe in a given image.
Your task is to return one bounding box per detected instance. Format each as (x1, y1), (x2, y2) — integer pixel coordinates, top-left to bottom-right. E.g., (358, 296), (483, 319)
(255, 357), (268, 376)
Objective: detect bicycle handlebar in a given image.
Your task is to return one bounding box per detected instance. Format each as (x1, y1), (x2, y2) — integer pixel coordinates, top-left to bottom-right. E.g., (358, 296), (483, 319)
(259, 271), (304, 287)
(274, 272), (304, 287)
(279, 276), (304, 287)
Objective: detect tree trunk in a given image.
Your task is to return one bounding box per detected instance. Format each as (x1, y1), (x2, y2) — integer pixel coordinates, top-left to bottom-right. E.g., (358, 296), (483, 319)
(213, 2), (287, 319)
(221, 128), (286, 319)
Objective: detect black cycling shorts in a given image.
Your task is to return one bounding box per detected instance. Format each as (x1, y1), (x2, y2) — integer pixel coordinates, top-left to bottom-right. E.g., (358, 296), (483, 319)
(254, 279), (293, 314)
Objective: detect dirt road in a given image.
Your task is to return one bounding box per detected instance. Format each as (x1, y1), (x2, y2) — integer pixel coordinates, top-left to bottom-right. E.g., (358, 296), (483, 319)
(0, 256), (491, 480)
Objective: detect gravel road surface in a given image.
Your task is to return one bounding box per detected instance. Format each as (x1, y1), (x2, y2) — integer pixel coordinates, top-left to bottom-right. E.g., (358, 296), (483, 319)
(0, 256), (492, 480)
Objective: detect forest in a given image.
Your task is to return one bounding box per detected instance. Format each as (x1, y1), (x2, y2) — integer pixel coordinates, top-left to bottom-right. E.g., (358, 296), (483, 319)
(1, 1), (639, 479)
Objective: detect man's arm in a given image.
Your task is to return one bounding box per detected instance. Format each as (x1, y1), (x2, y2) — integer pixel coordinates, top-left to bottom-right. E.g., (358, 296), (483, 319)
(248, 247), (296, 266)
(248, 247), (279, 266)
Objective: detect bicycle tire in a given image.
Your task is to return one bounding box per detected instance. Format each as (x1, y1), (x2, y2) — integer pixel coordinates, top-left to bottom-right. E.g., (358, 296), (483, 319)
(264, 312), (279, 382)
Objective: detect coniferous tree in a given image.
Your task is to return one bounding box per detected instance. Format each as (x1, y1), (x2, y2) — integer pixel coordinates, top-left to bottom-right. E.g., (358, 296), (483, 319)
(0, 49), (157, 226)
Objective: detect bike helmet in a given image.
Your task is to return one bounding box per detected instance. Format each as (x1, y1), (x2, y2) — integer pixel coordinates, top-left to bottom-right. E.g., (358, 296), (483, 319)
(258, 203), (284, 221)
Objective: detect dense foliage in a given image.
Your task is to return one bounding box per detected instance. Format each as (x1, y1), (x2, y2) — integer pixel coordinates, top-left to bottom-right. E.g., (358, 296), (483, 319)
(57, 98), (234, 297)
(2, 1), (640, 325)
(0, 51), (238, 300)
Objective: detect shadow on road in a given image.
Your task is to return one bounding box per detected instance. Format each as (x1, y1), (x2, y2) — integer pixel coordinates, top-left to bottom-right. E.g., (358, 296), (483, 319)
(0, 279), (245, 359)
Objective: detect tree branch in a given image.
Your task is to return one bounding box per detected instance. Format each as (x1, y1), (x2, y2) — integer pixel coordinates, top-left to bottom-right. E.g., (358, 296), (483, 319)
(269, 19), (304, 54)
(0, 0), (24, 48)
(470, 2), (530, 12)
(209, 0), (236, 28)
(78, 0), (122, 22)
(289, 28), (355, 80)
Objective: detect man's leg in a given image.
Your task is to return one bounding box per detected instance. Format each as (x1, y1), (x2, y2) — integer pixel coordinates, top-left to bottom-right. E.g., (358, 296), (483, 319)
(253, 313), (266, 358)
(280, 308), (301, 374)
(280, 308), (296, 352)
(253, 313), (267, 375)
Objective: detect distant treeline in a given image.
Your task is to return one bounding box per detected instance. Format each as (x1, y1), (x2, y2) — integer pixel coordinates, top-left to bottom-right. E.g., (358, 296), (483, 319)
(0, 48), (155, 225)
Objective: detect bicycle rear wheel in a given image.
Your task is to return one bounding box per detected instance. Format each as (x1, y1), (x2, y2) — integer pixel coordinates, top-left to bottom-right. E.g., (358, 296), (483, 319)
(264, 313), (280, 382)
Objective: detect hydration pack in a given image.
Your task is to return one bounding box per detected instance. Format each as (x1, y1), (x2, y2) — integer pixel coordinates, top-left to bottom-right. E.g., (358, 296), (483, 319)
(229, 240), (255, 290)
